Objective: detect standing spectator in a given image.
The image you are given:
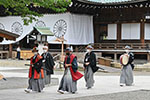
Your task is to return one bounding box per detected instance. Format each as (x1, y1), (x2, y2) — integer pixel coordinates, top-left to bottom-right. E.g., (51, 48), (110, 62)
(16, 46), (21, 60)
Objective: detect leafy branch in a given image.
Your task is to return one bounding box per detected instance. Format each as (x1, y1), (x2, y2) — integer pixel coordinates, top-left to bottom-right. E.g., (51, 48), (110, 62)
(0, 0), (71, 25)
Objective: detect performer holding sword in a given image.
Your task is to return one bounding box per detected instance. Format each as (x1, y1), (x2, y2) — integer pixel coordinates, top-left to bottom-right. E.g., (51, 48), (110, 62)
(120, 45), (134, 87)
(57, 47), (83, 94)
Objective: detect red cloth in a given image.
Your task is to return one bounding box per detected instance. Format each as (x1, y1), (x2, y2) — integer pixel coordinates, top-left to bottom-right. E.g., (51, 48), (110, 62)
(29, 55), (44, 79)
(65, 54), (83, 81)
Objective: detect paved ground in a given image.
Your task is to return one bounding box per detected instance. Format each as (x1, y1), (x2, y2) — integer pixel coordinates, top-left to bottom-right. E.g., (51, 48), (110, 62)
(1, 66), (150, 100)
(61, 90), (150, 100)
(0, 77), (59, 90)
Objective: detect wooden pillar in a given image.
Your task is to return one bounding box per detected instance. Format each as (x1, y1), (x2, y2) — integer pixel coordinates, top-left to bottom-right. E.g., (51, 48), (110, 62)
(117, 23), (121, 43)
(114, 53), (117, 61)
(60, 41), (64, 62)
(9, 44), (12, 58)
(147, 53), (150, 62)
(3, 45), (5, 51)
(140, 21), (145, 44)
(94, 24), (100, 43)
(75, 46), (78, 52)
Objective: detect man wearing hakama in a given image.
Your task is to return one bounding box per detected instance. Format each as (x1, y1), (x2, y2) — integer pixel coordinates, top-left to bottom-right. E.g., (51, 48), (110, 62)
(42, 46), (55, 85)
(58, 47), (83, 94)
(25, 47), (45, 93)
(120, 45), (134, 86)
(84, 45), (99, 89)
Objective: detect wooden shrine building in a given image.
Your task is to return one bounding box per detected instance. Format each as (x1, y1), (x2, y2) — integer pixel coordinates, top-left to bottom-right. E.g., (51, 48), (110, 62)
(0, 29), (19, 58)
(69, 0), (150, 61)
(1, 0), (150, 62)
(70, 0), (150, 44)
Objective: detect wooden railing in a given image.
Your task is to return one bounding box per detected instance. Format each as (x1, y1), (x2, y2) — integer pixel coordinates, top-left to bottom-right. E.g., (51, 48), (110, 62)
(78, 46), (86, 52)
(91, 43), (150, 50)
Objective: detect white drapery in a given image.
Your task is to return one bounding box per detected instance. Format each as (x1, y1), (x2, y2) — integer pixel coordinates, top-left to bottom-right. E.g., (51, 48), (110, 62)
(0, 13), (94, 45)
(121, 23), (140, 40)
(107, 24), (117, 40)
(68, 14), (94, 44)
(145, 23), (150, 40)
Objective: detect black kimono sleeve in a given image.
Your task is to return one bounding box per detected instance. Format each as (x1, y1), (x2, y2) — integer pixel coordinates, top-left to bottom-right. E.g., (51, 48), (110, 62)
(49, 53), (55, 68)
(90, 52), (99, 73)
(128, 52), (135, 70)
(45, 53), (55, 75)
(90, 52), (96, 68)
(33, 59), (43, 73)
(72, 57), (78, 73)
(128, 52), (134, 64)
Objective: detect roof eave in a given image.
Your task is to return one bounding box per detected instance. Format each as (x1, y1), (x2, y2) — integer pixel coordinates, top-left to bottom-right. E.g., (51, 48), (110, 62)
(0, 29), (19, 38)
(77, 0), (148, 6)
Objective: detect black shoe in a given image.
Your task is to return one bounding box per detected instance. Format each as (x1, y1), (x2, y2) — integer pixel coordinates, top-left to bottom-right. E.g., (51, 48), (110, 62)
(87, 87), (91, 89)
(57, 90), (64, 94)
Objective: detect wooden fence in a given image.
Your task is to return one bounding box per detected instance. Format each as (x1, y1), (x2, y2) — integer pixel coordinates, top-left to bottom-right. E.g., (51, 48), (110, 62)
(91, 43), (150, 50)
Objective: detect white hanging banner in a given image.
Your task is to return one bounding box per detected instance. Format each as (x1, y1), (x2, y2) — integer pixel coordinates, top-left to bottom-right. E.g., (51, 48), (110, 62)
(0, 13), (94, 45)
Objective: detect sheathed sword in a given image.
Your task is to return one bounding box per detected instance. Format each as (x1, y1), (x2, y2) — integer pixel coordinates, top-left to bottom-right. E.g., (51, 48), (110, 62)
(58, 62), (105, 71)
(25, 64), (51, 72)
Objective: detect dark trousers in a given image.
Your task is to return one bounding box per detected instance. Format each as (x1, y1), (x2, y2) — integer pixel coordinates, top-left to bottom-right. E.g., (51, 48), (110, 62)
(17, 52), (20, 60)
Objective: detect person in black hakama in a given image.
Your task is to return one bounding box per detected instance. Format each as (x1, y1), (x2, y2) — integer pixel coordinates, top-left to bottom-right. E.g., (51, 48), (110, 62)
(42, 46), (55, 85)
(57, 47), (83, 94)
(120, 45), (134, 86)
(83, 45), (99, 89)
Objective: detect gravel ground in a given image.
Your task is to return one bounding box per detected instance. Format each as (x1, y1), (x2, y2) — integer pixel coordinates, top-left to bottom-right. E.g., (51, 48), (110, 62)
(60, 90), (150, 100)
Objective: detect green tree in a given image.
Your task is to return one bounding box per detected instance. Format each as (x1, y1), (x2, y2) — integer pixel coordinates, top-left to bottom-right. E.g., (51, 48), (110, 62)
(0, 0), (71, 25)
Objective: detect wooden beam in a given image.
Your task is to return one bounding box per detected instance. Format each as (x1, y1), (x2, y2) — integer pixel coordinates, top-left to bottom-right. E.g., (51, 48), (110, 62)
(0, 33), (16, 41)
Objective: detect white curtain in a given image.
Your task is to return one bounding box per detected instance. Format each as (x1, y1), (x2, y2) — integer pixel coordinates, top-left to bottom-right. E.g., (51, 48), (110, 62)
(122, 23), (140, 40)
(68, 14), (94, 45)
(0, 13), (94, 45)
(145, 23), (150, 40)
(107, 24), (117, 40)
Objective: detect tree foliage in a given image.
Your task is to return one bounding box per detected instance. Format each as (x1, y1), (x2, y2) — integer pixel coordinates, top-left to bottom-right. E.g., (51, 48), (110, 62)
(0, 0), (71, 25)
